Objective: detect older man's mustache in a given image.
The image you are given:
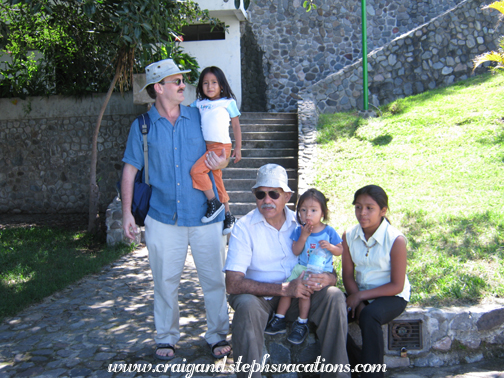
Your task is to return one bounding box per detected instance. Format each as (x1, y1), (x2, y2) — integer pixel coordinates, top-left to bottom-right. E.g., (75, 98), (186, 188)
(261, 204), (276, 210)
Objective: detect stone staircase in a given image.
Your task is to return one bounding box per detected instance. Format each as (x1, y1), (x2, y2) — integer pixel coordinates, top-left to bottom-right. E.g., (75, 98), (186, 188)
(224, 112), (298, 217)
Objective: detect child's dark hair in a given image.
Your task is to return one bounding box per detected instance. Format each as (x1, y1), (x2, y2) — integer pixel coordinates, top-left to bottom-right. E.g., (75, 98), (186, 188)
(296, 188), (330, 224)
(352, 185), (390, 223)
(196, 66), (236, 100)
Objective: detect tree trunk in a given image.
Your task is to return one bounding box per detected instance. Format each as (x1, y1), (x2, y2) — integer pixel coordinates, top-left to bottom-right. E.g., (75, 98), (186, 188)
(87, 69), (121, 233)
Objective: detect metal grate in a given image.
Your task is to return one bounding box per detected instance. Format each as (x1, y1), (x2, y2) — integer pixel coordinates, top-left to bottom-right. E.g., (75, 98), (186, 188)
(388, 319), (423, 350)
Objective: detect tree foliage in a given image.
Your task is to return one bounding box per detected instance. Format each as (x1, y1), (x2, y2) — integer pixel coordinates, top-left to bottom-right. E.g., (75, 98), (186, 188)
(1, 0), (222, 233)
(0, 0), (218, 98)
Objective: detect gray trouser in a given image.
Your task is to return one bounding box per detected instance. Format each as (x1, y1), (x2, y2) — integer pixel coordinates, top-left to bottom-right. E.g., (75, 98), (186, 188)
(229, 286), (350, 378)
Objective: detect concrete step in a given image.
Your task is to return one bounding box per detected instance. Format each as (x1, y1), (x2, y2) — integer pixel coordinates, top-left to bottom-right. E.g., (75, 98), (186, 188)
(222, 168), (298, 179)
(231, 157), (297, 169)
(240, 140), (298, 149)
(240, 148), (297, 158)
(236, 124), (298, 132)
(240, 112), (297, 122)
(225, 112), (299, 217)
(239, 131), (298, 140)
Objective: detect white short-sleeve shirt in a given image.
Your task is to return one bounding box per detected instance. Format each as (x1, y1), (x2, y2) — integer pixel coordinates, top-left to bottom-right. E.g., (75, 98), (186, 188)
(224, 207), (298, 284)
(346, 220), (411, 302)
(190, 98), (240, 143)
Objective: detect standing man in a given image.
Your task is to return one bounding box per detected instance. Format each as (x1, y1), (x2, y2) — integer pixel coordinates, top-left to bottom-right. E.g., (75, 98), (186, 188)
(224, 164), (349, 378)
(122, 59), (231, 360)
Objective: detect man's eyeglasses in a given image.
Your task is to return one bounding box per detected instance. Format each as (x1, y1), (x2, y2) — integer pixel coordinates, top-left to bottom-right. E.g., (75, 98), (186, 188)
(254, 190), (281, 200)
(161, 78), (185, 86)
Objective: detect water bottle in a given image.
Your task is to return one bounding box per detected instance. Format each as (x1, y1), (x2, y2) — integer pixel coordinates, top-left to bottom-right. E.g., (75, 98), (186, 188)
(304, 245), (327, 279)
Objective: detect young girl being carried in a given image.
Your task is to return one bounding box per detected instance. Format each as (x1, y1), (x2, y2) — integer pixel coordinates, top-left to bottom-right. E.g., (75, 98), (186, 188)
(342, 185), (410, 378)
(265, 188), (343, 344)
(190, 66), (242, 235)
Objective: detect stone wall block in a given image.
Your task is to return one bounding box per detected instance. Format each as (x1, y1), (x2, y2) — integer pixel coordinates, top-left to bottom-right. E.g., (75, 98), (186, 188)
(433, 336), (452, 351)
(476, 307), (504, 331)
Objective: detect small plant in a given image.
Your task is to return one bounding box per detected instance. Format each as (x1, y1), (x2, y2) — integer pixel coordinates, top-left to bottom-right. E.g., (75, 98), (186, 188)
(303, 0), (317, 12)
(473, 1), (504, 73)
(0, 52), (50, 99)
(388, 102), (403, 115)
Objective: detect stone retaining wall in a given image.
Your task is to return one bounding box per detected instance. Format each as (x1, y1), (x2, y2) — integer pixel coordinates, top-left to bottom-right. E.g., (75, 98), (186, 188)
(0, 93), (145, 214)
(263, 304), (504, 372)
(303, 0), (504, 114)
(242, 0), (464, 112)
(243, 0), (502, 113)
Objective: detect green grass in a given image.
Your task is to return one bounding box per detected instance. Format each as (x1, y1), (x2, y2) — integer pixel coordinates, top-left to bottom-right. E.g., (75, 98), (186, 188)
(317, 73), (504, 306)
(0, 227), (134, 320)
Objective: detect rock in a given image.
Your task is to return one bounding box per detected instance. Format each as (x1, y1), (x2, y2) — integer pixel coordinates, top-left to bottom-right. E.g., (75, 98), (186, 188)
(433, 336), (452, 351)
(476, 308), (504, 331)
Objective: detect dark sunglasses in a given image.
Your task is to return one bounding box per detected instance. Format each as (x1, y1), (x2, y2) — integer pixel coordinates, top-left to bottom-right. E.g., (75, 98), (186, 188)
(162, 78), (185, 86)
(254, 190), (281, 200)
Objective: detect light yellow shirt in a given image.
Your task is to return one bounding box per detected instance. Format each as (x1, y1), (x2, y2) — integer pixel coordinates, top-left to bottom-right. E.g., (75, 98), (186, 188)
(346, 220), (410, 302)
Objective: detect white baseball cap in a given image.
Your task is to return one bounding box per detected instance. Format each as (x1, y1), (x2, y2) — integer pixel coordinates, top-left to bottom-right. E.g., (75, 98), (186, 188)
(139, 59), (191, 92)
(252, 164), (293, 193)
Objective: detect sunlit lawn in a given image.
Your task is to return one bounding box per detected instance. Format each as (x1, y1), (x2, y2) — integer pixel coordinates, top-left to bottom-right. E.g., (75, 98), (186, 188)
(317, 73), (504, 306)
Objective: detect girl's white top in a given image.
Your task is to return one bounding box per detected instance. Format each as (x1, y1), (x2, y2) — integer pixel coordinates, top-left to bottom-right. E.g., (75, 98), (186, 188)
(346, 220), (411, 302)
(191, 98), (240, 143)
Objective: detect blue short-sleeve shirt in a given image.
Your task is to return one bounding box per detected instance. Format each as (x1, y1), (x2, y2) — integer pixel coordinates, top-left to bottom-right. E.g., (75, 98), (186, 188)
(122, 104), (224, 226)
(290, 224), (342, 272)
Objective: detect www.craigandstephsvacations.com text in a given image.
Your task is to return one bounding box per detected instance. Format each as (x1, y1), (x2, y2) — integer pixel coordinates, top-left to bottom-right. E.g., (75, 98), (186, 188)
(107, 355), (387, 377)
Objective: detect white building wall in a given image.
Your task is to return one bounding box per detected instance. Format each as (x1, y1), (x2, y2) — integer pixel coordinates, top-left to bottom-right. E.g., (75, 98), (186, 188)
(180, 14), (243, 109)
(133, 1), (246, 107)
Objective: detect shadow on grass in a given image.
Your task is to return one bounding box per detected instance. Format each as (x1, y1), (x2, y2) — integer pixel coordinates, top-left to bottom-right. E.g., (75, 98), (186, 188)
(401, 210), (504, 306)
(371, 134), (393, 146)
(0, 227), (133, 320)
(477, 124), (504, 148)
(317, 111), (365, 144)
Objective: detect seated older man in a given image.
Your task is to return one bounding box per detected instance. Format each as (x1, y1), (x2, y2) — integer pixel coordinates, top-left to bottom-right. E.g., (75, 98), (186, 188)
(224, 164), (349, 378)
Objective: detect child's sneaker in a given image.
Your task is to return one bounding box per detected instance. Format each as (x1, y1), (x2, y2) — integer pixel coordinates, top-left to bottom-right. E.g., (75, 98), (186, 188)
(264, 316), (287, 335)
(223, 212), (235, 235)
(287, 320), (309, 344)
(201, 197), (225, 223)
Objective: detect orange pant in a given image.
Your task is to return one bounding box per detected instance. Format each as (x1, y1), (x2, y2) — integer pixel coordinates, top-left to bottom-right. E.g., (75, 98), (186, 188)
(190, 142), (232, 204)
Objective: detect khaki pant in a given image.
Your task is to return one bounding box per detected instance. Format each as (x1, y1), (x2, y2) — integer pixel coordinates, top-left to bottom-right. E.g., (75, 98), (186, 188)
(145, 215), (229, 346)
(229, 286), (350, 378)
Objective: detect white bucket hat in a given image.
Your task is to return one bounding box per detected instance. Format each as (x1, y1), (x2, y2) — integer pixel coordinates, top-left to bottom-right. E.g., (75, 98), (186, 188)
(139, 59), (191, 92)
(252, 164), (293, 193)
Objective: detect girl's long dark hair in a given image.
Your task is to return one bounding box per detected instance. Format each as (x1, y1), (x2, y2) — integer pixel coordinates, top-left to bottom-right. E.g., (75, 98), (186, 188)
(353, 185), (391, 224)
(196, 66), (236, 100)
(296, 188), (330, 224)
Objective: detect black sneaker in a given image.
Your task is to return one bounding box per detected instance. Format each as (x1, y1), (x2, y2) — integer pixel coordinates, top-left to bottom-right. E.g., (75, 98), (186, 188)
(265, 316), (287, 335)
(223, 212), (235, 235)
(287, 320), (309, 344)
(201, 197), (225, 223)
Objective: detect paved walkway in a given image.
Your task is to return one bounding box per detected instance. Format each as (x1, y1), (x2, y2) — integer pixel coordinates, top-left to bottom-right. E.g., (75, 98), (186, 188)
(1, 247), (503, 378)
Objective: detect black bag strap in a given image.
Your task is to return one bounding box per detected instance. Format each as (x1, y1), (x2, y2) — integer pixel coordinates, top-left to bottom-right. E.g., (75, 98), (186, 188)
(138, 113), (150, 186)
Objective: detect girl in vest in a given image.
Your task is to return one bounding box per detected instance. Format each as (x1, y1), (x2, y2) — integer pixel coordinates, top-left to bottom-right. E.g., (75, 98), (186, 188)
(342, 185), (410, 378)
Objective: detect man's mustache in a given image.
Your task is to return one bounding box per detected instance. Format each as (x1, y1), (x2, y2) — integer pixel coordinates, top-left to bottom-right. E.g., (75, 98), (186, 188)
(261, 204), (276, 210)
